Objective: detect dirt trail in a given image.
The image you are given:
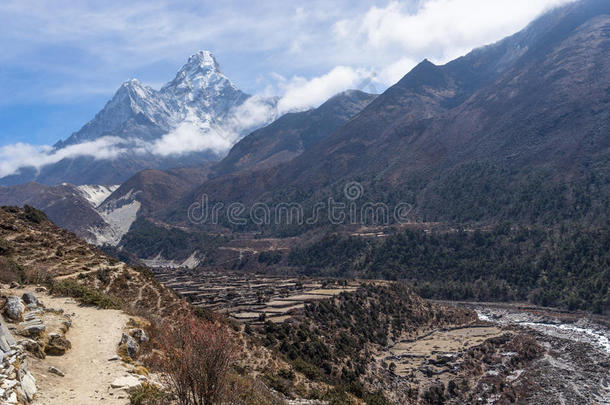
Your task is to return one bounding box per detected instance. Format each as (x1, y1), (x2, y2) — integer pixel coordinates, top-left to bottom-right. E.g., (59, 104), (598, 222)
(15, 289), (135, 405)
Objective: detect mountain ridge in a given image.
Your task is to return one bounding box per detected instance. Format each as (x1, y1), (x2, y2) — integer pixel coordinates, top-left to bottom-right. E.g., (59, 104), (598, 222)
(172, 0), (609, 229)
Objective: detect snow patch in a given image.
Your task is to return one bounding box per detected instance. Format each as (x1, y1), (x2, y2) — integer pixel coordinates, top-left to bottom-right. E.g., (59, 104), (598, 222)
(88, 199), (140, 246)
(76, 184), (119, 207)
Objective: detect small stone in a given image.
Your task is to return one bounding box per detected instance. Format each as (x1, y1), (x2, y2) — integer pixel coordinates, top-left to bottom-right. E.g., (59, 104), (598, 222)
(19, 339), (45, 359)
(48, 366), (65, 377)
(21, 292), (37, 305)
(17, 319), (45, 338)
(129, 328), (148, 343)
(6, 391), (17, 404)
(1, 379), (17, 390)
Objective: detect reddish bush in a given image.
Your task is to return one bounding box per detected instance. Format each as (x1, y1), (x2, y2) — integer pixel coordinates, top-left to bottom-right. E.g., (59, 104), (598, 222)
(158, 315), (235, 405)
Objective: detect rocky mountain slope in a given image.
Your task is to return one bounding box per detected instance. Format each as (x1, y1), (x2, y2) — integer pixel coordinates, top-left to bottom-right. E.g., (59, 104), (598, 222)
(212, 90), (377, 176)
(0, 205), (184, 317)
(0, 183), (112, 242)
(177, 0), (609, 227)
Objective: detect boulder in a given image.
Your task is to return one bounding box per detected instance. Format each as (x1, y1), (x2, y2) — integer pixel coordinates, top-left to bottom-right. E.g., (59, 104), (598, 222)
(4, 296), (24, 322)
(21, 292), (37, 306)
(120, 333), (139, 358)
(45, 334), (71, 356)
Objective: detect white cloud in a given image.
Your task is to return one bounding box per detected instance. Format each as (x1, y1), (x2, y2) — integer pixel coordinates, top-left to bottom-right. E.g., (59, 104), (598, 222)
(0, 0), (578, 106)
(149, 123), (233, 157)
(334, 0), (577, 66)
(277, 66), (374, 112)
(378, 57), (418, 86)
(0, 137), (126, 178)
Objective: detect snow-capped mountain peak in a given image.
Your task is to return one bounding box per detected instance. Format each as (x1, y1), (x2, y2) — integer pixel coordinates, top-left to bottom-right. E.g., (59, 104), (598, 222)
(161, 50), (233, 94)
(187, 50), (221, 72)
(160, 50), (249, 121)
(35, 50), (278, 185)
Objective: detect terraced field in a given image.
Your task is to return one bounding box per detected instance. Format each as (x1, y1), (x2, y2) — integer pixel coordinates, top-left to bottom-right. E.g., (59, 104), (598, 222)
(153, 268), (357, 323)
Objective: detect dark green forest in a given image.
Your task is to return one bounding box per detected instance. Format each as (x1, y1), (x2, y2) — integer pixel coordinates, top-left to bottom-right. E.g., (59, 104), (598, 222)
(118, 218), (227, 262)
(288, 225), (610, 314)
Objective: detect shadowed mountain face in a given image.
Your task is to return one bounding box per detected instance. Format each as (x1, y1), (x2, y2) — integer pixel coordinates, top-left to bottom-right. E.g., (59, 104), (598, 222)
(212, 90), (377, 176)
(99, 165), (212, 218)
(0, 183), (108, 241)
(175, 0), (610, 227)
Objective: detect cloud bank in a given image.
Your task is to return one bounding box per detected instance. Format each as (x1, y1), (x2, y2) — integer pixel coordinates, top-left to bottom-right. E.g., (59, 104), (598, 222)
(0, 137), (124, 178)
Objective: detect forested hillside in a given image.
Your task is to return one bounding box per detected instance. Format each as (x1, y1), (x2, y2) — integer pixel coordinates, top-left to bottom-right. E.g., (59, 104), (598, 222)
(288, 225), (610, 313)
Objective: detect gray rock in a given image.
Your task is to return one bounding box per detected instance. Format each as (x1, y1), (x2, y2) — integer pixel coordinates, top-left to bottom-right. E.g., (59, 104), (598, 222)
(19, 370), (37, 401)
(24, 312), (41, 321)
(21, 292), (37, 306)
(0, 318), (16, 353)
(129, 328), (148, 343)
(18, 339), (44, 359)
(6, 390), (17, 404)
(48, 366), (65, 377)
(110, 375), (141, 391)
(120, 333), (139, 358)
(1, 379), (18, 390)
(4, 296), (24, 322)
(17, 319), (45, 338)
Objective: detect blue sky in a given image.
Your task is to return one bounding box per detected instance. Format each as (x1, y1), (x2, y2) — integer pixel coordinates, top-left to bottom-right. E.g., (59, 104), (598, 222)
(0, 0), (574, 149)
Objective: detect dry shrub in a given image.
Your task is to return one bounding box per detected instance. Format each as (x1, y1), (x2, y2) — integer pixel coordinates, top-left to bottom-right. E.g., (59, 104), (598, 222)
(156, 315), (236, 405)
(227, 374), (286, 405)
(0, 257), (25, 283)
(24, 265), (53, 285)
